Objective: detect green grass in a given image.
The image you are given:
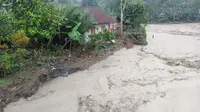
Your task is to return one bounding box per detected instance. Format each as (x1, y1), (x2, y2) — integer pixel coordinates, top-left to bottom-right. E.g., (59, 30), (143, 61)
(0, 77), (13, 86)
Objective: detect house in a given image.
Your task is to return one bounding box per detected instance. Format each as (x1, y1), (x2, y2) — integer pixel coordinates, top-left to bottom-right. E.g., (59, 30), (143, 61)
(82, 7), (117, 39)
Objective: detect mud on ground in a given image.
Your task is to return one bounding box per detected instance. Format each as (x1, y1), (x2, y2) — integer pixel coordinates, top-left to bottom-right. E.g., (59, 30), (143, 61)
(0, 39), (127, 108)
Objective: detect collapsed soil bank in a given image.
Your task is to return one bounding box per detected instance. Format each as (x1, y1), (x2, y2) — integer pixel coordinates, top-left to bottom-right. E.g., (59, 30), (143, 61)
(0, 39), (124, 108)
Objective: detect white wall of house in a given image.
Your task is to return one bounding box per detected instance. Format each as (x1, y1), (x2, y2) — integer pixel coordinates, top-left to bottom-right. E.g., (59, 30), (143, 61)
(105, 24), (109, 29)
(84, 23), (116, 42)
(110, 23), (117, 30)
(84, 29), (91, 38)
(84, 29), (91, 42)
(95, 24), (102, 33)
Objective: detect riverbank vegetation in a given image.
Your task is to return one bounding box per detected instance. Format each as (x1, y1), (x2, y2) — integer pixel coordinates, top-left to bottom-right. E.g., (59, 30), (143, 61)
(0, 0), (148, 80)
(0, 0), (92, 77)
(145, 0), (200, 23)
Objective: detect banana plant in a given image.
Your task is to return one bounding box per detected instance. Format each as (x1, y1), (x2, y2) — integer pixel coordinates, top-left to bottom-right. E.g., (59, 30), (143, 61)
(68, 22), (81, 41)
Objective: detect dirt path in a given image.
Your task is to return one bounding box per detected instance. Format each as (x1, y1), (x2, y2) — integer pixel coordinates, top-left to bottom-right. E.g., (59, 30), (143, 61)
(5, 23), (200, 112)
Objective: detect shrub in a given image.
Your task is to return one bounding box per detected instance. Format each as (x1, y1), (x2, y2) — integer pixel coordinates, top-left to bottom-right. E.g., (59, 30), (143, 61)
(11, 30), (30, 47)
(88, 28), (115, 50)
(1, 1), (93, 48)
(0, 43), (8, 49)
(14, 48), (28, 58)
(0, 10), (14, 43)
(0, 52), (23, 76)
(124, 1), (148, 30)
(0, 48), (28, 77)
(68, 23), (82, 41)
(0, 52), (13, 76)
(58, 4), (93, 43)
(8, 0), (61, 45)
(123, 1), (148, 43)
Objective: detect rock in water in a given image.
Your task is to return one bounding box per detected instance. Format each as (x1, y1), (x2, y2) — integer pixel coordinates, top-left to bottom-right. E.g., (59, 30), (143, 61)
(152, 35), (154, 38)
(51, 68), (81, 78)
(51, 68), (69, 78)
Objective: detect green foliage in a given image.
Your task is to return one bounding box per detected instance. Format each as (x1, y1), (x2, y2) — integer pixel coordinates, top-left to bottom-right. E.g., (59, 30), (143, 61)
(124, 1), (148, 30)
(57, 4), (93, 47)
(59, 4), (93, 34)
(146, 0), (200, 22)
(0, 10), (14, 43)
(0, 43), (8, 49)
(0, 0), (94, 77)
(81, 0), (98, 6)
(0, 51), (23, 76)
(11, 30), (30, 47)
(121, 1), (148, 42)
(14, 48), (29, 58)
(0, 48), (31, 77)
(0, 52), (13, 76)
(39, 45), (68, 56)
(11, 0), (61, 42)
(141, 27), (147, 40)
(0, 77), (13, 86)
(0, 0), (62, 46)
(68, 23), (81, 41)
(80, 0), (120, 16)
(88, 28), (115, 50)
(129, 26), (147, 40)
(0, 0), (93, 47)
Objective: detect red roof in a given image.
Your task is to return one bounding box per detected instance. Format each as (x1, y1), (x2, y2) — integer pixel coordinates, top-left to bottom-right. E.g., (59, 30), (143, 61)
(82, 7), (116, 24)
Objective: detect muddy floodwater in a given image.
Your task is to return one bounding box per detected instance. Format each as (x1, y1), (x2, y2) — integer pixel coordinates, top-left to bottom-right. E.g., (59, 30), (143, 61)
(5, 23), (200, 112)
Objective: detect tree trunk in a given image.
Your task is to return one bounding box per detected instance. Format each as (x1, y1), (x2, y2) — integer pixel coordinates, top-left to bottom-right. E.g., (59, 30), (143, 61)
(121, 0), (123, 37)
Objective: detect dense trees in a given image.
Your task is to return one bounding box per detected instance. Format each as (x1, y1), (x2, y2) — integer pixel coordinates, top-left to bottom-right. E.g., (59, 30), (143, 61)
(145, 0), (200, 22)
(0, 0), (93, 46)
(79, 0), (200, 23)
(79, 0), (148, 33)
(0, 0), (94, 75)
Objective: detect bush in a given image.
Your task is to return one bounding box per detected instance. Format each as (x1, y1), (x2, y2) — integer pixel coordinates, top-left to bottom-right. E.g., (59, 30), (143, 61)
(88, 28), (115, 50)
(0, 52), (13, 76)
(0, 51), (23, 76)
(0, 0), (95, 77)
(8, 0), (61, 45)
(124, 1), (148, 30)
(0, 1), (93, 48)
(0, 43), (8, 49)
(123, 1), (148, 43)
(0, 10), (14, 43)
(127, 26), (147, 45)
(11, 30), (30, 47)
(58, 4), (93, 43)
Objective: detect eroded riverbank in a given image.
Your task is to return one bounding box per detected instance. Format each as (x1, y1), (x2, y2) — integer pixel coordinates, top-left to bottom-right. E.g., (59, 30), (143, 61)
(5, 23), (200, 112)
